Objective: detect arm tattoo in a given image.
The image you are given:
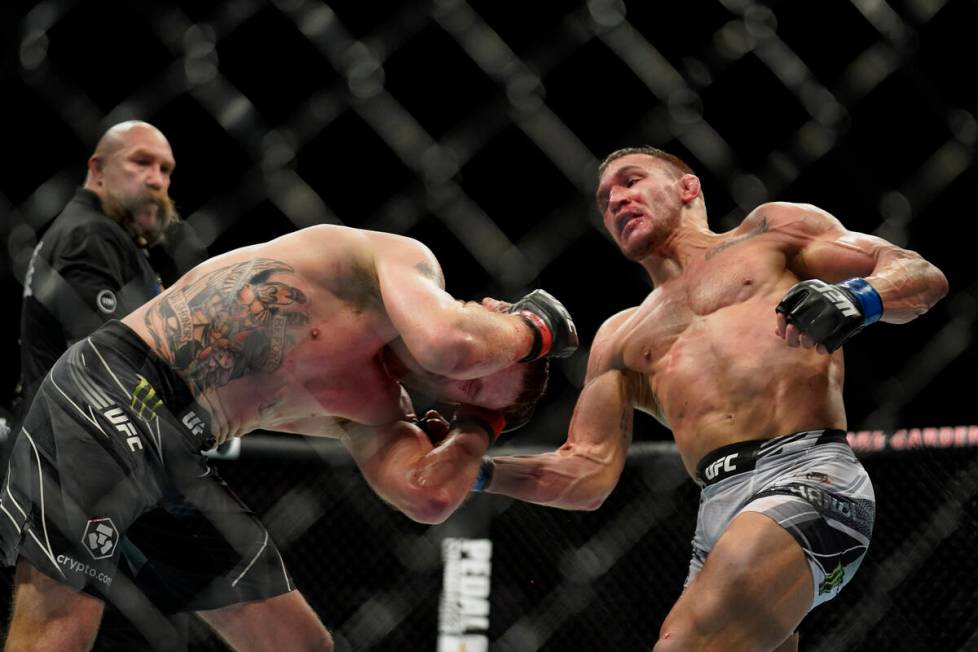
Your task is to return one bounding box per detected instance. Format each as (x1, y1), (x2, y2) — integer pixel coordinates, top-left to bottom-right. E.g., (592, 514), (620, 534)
(705, 216), (769, 259)
(144, 259), (308, 392)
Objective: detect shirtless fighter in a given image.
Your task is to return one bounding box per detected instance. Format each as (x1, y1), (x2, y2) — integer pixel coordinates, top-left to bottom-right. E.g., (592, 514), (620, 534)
(0, 225), (576, 652)
(475, 147), (948, 651)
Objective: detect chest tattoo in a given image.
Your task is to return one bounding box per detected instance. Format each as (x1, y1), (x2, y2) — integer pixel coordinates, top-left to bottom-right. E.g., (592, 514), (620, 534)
(705, 216), (769, 259)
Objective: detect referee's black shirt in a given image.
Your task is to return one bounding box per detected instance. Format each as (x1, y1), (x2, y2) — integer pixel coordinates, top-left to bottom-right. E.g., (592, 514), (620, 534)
(19, 188), (161, 407)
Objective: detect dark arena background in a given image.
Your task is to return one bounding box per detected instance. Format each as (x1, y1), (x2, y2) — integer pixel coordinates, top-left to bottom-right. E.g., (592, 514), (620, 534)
(2, 1), (977, 651)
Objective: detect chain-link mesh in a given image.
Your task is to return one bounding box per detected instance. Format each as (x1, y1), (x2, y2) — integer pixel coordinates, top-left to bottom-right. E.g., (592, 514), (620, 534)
(2, 0), (977, 650)
(176, 442), (978, 651)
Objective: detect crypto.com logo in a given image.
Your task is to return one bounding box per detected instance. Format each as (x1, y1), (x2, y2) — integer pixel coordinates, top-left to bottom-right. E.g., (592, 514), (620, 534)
(82, 517), (119, 560)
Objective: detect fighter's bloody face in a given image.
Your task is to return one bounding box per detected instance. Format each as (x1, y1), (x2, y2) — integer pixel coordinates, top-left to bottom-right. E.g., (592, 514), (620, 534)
(595, 154), (685, 260)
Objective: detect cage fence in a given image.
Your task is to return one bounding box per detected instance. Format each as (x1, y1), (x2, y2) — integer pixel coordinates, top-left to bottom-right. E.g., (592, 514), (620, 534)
(2, 0), (977, 650)
(108, 430), (978, 651)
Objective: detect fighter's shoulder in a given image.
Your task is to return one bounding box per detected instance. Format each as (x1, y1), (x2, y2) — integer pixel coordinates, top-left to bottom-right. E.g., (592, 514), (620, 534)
(588, 307), (639, 366)
(364, 228), (437, 260)
(595, 307), (639, 340)
(281, 224), (372, 248)
(742, 201), (845, 237)
(276, 225), (432, 267)
(362, 229), (444, 283)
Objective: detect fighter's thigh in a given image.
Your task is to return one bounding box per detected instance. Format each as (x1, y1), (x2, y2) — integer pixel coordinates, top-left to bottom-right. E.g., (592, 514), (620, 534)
(5, 557), (105, 652)
(656, 512), (811, 652)
(196, 590), (333, 652)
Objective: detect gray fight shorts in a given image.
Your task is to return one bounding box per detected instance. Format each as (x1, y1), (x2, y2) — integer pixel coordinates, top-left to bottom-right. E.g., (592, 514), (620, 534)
(687, 429), (875, 609)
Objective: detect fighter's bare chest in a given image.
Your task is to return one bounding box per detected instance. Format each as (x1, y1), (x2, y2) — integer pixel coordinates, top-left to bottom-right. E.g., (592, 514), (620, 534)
(275, 331), (403, 424)
(618, 252), (780, 371)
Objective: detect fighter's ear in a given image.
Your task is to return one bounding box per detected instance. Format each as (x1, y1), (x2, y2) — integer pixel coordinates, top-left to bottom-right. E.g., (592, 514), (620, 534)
(678, 174), (701, 204)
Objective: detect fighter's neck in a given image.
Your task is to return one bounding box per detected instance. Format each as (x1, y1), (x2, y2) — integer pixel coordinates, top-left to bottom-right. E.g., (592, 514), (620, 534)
(639, 226), (718, 285)
(379, 344), (410, 381)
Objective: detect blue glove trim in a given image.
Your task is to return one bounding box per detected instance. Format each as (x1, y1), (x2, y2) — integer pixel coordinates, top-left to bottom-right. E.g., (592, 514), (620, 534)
(839, 278), (883, 325)
(471, 458), (494, 492)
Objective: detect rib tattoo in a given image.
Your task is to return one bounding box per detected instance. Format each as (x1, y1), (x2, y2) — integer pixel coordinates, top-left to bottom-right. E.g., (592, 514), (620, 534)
(144, 259), (309, 392)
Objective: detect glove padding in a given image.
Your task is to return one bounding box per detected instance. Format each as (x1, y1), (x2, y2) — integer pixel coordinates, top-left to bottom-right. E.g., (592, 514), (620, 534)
(453, 404), (506, 445)
(775, 278), (883, 353)
(509, 289), (579, 362)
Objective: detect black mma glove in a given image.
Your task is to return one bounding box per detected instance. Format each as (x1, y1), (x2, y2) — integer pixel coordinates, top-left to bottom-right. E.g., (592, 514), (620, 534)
(509, 289), (579, 362)
(775, 278), (884, 353)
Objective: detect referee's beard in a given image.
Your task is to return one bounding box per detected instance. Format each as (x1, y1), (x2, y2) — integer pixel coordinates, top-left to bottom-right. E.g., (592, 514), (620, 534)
(100, 188), (180, 248)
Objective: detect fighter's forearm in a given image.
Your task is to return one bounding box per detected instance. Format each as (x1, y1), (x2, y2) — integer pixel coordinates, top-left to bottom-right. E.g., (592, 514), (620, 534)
(390, 313), (532, 381)
(412, 289), (577, 378)
(441, 305), (536, 375)
(867, 249), (948, 324)
(407, 427), (489, 507)
(386, 424), (492, 524)
(484, 451), (617, 511)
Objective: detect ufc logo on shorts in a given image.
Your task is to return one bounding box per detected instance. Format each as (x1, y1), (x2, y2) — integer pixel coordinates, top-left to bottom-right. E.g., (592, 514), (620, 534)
(814, 286), (859, 317)
(704, 453), (739, 481)
(102, 407), (144, 452)
(182, 411), (205, 437)
(82, 517), (119, 560)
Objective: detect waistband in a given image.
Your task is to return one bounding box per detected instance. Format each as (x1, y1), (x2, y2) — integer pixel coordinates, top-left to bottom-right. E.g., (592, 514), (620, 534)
(695, 429), (849, 487)
(85, 320), (198, 417)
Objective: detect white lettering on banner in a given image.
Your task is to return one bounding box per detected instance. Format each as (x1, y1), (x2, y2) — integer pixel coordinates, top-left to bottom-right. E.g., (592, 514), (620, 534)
(438, 636), (488, 652)
(23, 242), (43, 298)
(847, 426), (978, 453)
(438, 538), (491, 652)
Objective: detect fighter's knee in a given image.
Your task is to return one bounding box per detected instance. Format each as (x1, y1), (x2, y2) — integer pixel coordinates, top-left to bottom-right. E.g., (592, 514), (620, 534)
(267, 621), (332, 652)
(651, 629), (683, 652)
(651, 615), (707, 652)
(7, 559), (104, 651)
(302, 624), (334, 652)
(321, 628), (335, 652)
(5, 610), (102, 652)
(652, 615), (800, 652)
(772, 631), (800, 652)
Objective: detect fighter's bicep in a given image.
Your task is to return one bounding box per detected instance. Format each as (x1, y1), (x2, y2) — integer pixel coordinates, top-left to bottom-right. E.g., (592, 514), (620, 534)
(566, 369), (633, 460)
(343, 420), (424, 480)
(764, 204), (881, 282)
(583, 309), (634, 381)
(374, 237), (455, 323)
(792, 231), (884, 283)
